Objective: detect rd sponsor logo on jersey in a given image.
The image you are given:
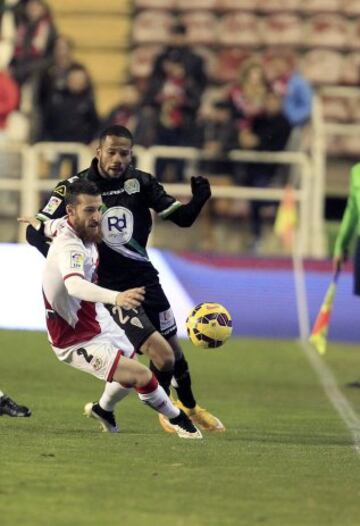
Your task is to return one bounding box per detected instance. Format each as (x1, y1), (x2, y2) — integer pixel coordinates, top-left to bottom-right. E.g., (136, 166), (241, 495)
(70, 251), (85, 270)
(43, 196), (62, 215)
(124, 178), (140, 195)
(101, 206), (134, 246)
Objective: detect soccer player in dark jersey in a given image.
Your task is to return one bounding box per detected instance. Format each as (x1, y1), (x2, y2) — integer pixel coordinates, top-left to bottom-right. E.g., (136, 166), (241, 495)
(26, 125), (225, 433)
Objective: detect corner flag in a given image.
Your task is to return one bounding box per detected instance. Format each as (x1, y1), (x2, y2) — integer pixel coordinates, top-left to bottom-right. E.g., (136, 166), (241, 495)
(309, 270), (340, 354)
(274, 185), (297, 250)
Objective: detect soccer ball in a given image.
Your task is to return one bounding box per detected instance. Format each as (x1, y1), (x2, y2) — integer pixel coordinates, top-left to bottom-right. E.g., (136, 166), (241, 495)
(186, 302), (233, 349)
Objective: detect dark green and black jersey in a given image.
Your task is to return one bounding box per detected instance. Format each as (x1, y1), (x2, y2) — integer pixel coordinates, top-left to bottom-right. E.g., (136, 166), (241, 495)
(36, 159), (182, 289)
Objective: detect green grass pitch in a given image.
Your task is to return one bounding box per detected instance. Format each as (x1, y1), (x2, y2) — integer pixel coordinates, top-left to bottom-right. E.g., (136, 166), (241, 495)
(1, 330), (360, 526)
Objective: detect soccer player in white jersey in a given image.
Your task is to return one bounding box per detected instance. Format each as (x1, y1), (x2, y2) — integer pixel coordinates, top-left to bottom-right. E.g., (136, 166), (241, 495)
(20, 180), (202, 439)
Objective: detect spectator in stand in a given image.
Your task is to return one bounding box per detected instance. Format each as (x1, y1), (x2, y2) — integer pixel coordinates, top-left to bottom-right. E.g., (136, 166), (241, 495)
(37, 35), (79, 112)
(227, 59), (269, 132)
(9, 0), (57, 85)
(101, 82), (141, 136)
(40, 64), (99, 178)
(266, 54), (313, 131)
(238, 90), (292, 251)
(198, 100), (238, 177)
(0, 0), (17, 61)
(151, 22), (207, 98)
(0, 6), (19, 141)
(40, 63), (98, 144)
(0, 62), (19, 139)
(135, 21), (207, 154)
(141, 52), (202, 181)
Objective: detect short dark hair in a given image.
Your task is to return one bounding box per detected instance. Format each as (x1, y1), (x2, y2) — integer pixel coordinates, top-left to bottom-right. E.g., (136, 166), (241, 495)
(66, 179), (100, 206)
(98, 125), (134, 146)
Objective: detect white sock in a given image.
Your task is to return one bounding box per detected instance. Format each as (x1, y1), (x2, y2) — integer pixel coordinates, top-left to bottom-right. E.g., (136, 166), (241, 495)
(99, 382), (131, 412)
(0, 390), (4, 398)
(137, 376), (180, 419)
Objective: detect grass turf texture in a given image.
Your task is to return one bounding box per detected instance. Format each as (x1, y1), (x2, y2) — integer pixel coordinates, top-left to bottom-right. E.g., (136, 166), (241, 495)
(1, 330), (360, 526)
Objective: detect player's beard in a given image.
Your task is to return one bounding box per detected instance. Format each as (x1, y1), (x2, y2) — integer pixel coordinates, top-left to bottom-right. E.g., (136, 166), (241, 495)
(74, 218), (103, 244)
(98, 156), (126, 179)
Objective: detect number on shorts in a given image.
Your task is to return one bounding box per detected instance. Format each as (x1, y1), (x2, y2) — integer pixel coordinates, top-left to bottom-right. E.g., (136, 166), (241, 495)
(76, 347), (94, 363)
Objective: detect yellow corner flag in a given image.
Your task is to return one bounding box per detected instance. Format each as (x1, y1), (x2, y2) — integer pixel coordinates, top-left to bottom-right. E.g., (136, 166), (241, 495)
(309, 271), (340, 354)
(274, 185), (297, 250)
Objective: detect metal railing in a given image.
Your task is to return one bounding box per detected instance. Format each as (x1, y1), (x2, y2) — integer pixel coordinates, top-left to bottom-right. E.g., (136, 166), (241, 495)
(1, 141), (314, 254)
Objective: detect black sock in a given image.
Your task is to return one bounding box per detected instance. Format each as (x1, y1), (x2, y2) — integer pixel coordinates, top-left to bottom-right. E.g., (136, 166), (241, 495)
(173, 355), (196, 409)
(149, 361), (173, 395)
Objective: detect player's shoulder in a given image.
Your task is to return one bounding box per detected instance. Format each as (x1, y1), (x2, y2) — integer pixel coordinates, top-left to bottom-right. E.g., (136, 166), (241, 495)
(52, 165), (93, 197)
(53, 220), (84, 247)
(351, 163), (360, 186)
(123, 167), (157, 194)
(53, 175), (80, 198)
(127, 167), (153, 184)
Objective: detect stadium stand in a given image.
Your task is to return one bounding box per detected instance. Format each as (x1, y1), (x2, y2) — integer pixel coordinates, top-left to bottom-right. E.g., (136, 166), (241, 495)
(217, 12), (260, 47)
(46, 0), (132, 115)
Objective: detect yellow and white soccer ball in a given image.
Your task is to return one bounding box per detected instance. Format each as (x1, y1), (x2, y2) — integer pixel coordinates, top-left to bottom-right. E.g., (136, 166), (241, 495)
(186, 302), (233, 349)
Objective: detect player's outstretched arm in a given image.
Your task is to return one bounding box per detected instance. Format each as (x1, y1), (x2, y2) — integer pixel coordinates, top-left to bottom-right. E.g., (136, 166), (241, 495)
(18, 216), (50, 257)
(115, 288), (146, 310)
(65, 275), (145, 309)
(18, 216), (41, 229)
(167, 176), (211, 227)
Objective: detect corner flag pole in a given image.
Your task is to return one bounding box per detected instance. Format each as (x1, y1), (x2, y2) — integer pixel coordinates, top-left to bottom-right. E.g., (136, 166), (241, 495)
(309, 268), (340, 354)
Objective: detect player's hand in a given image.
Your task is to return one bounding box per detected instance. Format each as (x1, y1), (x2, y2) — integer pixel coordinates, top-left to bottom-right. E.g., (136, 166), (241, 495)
(115, 287), (145, 310)
(17, 216), (41, 230)
(191, 176), (211, 202)
(333, 254), (345, 274)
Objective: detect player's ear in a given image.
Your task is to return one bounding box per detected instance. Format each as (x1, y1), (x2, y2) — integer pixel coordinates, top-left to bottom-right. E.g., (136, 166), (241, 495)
(66, 204), (74, 217)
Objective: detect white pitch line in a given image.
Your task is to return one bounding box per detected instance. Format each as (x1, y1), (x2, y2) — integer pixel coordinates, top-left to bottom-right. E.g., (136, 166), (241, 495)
(300, 341), (360, 456)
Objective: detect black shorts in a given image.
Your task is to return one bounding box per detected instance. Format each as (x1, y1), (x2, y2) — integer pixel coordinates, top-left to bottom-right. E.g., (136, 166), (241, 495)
(105, 282), (177, 351)
(354, 238), (360, 296)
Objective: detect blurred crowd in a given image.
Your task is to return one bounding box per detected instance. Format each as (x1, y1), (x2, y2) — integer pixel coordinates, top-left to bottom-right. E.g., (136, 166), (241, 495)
(0, 0), (98, 146)
(0, 3), (313, 150)
(0, 1), (313, 246)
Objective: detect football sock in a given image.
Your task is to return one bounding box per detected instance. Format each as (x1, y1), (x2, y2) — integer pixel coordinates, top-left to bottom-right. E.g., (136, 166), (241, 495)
(99, 382), (131, 412)
(173, 354), (196, 409)
(136, 375), (180, 419)
(0, 391), (4, 398)
(149, 361), (173, 395)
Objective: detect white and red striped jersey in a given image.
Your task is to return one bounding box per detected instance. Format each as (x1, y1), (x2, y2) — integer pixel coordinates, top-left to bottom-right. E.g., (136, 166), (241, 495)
(42, 218), (117, 350)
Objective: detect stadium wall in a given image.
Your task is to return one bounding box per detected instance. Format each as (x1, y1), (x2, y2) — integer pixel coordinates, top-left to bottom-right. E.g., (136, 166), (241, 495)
(1, 244), (359, 343)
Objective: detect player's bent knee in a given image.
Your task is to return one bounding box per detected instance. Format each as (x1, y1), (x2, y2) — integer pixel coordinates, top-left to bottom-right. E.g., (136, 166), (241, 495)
(140, 331), (175, 370)
(135, 365), (152, 388)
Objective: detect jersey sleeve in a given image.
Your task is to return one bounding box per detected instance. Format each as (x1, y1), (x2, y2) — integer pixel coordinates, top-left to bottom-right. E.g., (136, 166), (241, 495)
(36, 181), (69, 222)
(43, 218), (65, 239)
(56, 239), (119, 304)
(334, 165), (359, 257)
(143, 173), (182, 218)
(57, 241), (86, 281)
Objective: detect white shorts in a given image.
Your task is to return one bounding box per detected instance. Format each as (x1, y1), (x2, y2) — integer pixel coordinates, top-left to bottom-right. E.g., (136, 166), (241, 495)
(51, 326), (134, 382)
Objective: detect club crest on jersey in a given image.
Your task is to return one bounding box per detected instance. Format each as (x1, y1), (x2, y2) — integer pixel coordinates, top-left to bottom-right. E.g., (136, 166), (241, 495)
(91, 357), (103, 371)
(43, 196), (62, 215)
(124, 178), (140, 195)
(101, 207), (134, 247)
(70, 251), (84, 269)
